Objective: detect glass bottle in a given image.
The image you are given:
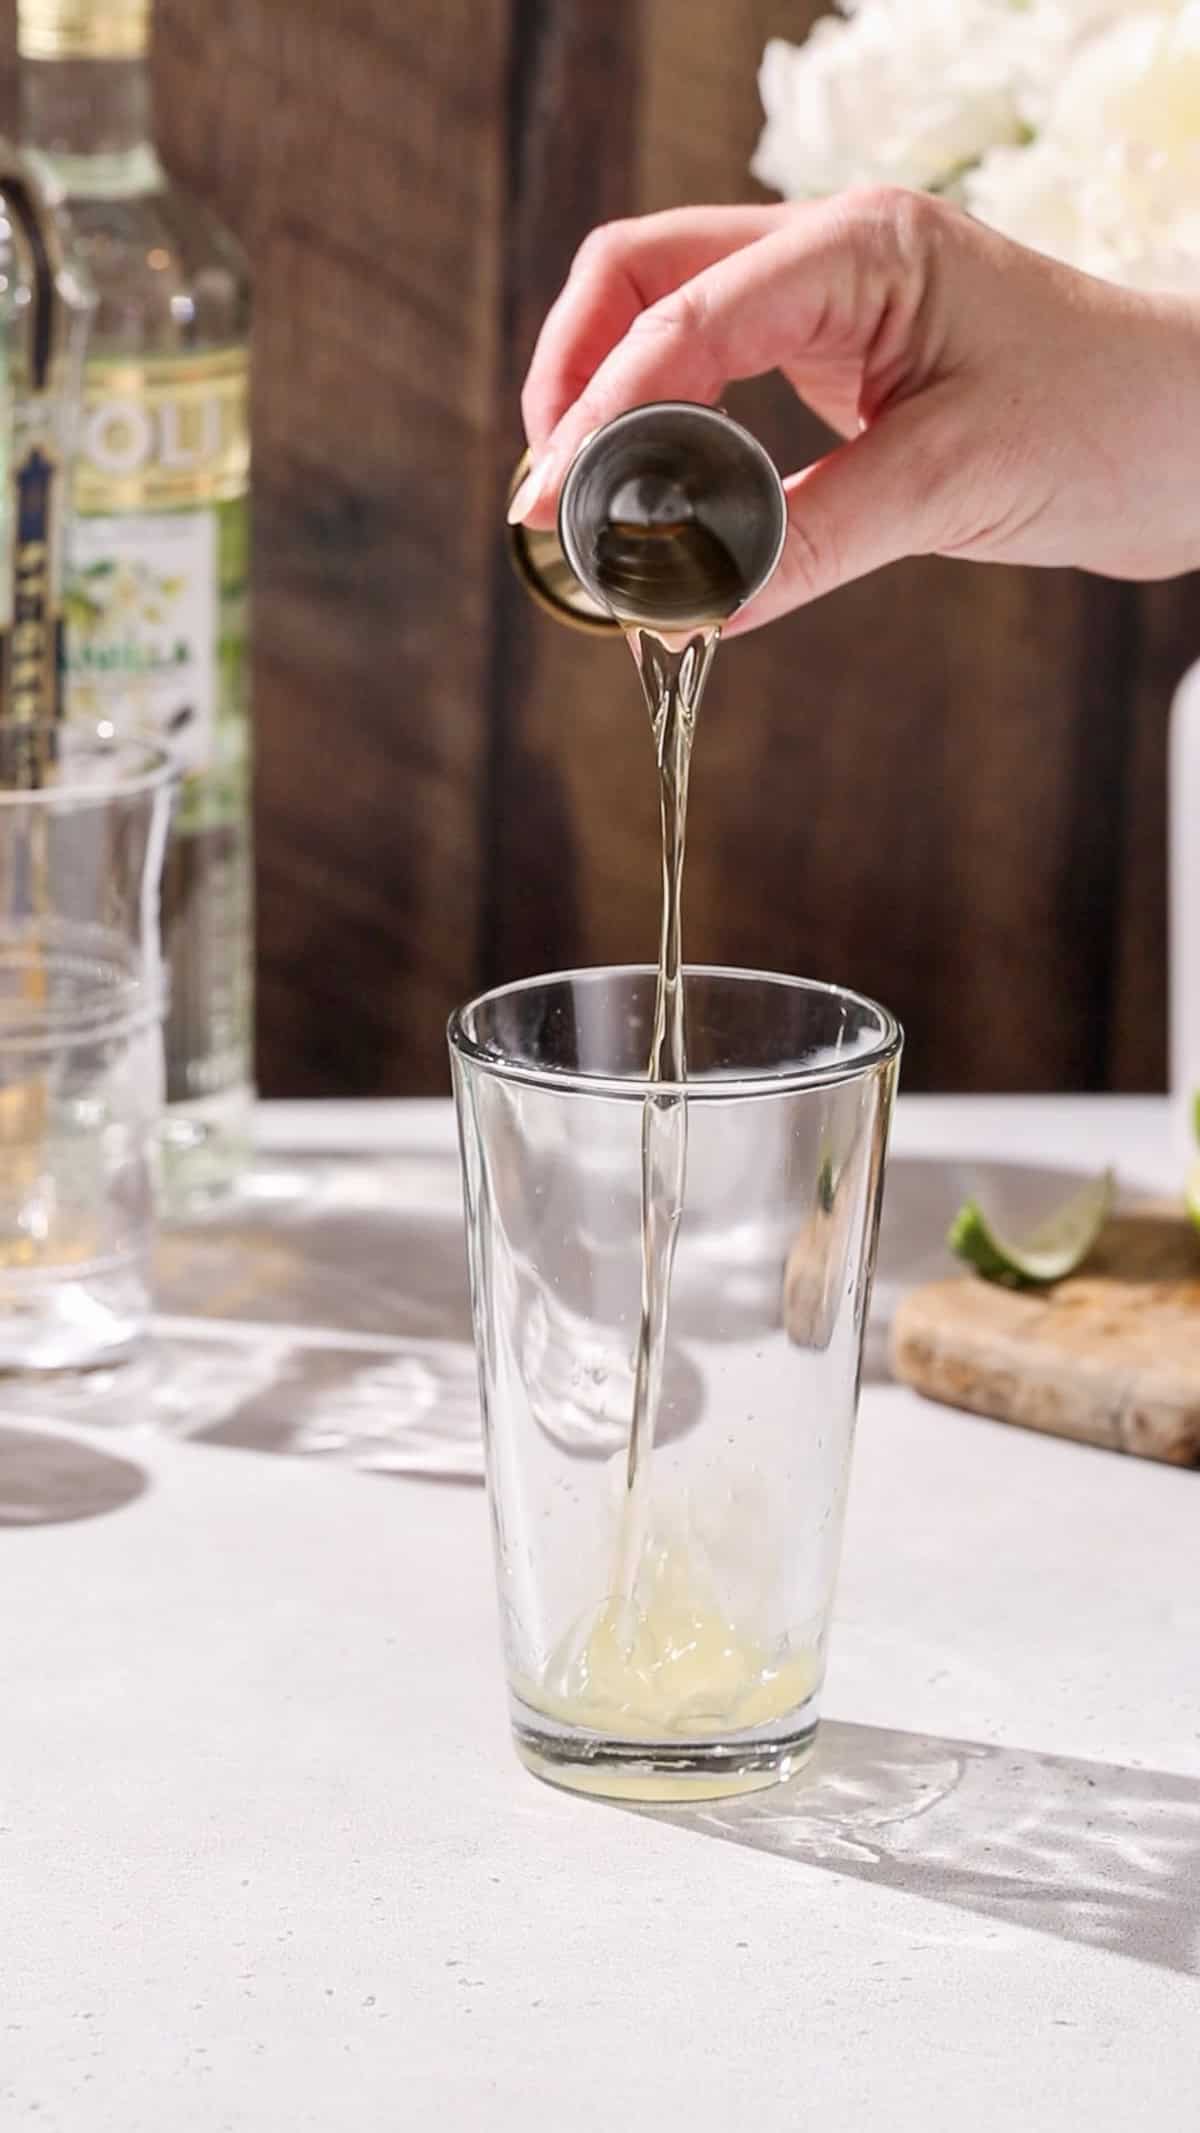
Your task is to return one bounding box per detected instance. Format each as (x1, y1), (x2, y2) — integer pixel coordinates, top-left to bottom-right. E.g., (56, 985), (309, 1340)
(0, 150), (93, 732)
(19, 0), (253, 1211)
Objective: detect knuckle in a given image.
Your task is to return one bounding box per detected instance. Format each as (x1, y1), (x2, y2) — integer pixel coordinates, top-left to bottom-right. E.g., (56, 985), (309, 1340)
(570, 220), (633, 280)
(631, 282), (708, 353)
(624, 285), (723, 398)
(842, 183), (941, 267)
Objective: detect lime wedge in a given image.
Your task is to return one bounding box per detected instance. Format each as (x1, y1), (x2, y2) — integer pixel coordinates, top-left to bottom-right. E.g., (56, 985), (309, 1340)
(1187, 1161), (1200, 1235)
(949, 1170), (1114, 1289)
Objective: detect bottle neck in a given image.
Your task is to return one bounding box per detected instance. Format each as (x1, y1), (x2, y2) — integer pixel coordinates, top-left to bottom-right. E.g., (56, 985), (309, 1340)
(20, 55), (162, 197)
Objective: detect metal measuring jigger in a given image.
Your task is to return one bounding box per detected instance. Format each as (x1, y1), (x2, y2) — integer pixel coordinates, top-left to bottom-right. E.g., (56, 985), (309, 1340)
(558, 403), (788, 632)
(507, 452), (616, 636)
(506, 404), (788, 635)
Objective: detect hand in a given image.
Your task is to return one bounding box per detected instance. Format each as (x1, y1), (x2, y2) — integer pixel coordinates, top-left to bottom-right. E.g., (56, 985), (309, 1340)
(509, 190), (1200, 631)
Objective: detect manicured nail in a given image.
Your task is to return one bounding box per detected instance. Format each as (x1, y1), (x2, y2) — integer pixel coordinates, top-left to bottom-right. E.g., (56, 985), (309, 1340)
(507, 455), (550, 525)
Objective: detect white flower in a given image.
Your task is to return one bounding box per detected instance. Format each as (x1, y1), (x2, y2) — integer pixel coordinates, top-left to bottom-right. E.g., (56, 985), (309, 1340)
(966, 4), (1200, 288)
(1010, 1), (1155, 124)
(751, 2), (1032, 200)
(754, 1), (1200, 292)
(749, 1), (1148, 201)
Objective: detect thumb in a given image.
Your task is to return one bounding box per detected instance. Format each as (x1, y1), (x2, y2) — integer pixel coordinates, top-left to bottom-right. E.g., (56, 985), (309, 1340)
(727, 392), (963, 631)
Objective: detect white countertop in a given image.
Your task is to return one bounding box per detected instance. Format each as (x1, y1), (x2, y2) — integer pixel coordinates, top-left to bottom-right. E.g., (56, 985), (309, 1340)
(3, 1097), (1198, 2131)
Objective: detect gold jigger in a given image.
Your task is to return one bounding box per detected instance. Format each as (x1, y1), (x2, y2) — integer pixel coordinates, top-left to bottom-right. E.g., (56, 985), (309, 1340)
(507, 405), (788, 636)
(505, 452), (618, 637)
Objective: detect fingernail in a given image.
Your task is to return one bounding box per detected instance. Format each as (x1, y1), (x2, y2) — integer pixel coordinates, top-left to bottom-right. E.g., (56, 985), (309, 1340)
(507, 455), (550, 526)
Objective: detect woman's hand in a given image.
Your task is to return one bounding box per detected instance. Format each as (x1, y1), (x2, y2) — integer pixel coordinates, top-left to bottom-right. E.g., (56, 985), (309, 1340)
(509, 189), (1200, 630)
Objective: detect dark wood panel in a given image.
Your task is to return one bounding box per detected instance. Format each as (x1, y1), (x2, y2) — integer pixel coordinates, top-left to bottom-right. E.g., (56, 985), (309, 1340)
(681, 552), (1139, 1091)
(488, 0), (1184, 1094)
(488, 0), (829, 996)
(1111, 577), (1200, 1089)
(153, 0), (504, 1095)
(0, 0), (1182, 1092)
(639, 0), (800, 209)
(484, 0), (645, 990)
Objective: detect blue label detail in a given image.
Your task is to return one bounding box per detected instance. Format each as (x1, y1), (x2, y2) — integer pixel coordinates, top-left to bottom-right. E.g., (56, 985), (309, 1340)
(8, 444), (62, 724)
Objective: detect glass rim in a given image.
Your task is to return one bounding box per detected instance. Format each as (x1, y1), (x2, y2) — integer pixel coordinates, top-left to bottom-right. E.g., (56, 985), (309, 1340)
(0, 723), (174, 808)
(448, 963), (903, 1103)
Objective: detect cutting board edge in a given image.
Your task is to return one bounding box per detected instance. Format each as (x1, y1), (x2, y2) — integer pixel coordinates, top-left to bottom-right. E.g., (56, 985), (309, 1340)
(891, 1289), (1200, 1470)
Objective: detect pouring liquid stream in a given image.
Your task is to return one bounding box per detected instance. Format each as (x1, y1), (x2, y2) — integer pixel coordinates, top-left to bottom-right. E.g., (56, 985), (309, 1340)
(614, 614), (717, 1606)
(589, 511), (742, 1611)
(535, 507), (819, 1749)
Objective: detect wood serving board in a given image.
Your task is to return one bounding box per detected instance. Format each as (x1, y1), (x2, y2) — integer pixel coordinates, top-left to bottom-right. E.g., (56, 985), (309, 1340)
(890, 1208), (1200, 1467)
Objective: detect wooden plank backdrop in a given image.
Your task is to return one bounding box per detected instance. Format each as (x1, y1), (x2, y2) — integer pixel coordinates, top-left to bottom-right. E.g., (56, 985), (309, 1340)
(7, 0), (1197, 1093)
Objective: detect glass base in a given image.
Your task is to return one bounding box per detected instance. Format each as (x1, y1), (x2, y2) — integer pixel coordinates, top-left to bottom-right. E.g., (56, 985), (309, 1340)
(511, 1693), (819, 1803)
(159, 1083), (254, 1219)
(0, 1265), (148, 1374)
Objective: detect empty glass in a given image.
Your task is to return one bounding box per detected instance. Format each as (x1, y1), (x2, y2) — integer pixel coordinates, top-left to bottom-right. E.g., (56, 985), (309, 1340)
(450, 966), (901, 1802)
(0, 724), (173, 1370)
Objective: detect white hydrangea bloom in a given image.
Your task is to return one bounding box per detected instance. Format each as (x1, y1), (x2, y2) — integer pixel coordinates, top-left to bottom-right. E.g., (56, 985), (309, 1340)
(751, 2), (1031, 200)
(1011, 0), (1152, 124)
(966, 5), (1200, 288)
(754, 1), (1200, 292)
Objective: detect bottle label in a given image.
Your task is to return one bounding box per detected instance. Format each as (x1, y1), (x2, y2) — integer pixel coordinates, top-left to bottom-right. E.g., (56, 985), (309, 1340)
(6, 444), (65, 725)
(0, 154), (92, 724)
(66, 509), (216, 771)
(73, 348), (248, 514)
(66, 348), (248, 775)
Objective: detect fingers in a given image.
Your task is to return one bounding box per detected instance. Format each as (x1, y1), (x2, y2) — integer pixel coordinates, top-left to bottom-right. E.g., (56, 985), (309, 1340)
(724, 395), (956, 632)
(511, 193), (929, 529)
(513, 220), (815, 527)
(520, 206), (786, 454)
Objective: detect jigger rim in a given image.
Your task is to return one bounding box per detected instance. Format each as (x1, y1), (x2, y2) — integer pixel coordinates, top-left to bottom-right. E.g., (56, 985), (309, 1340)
(557, 400), (790, 619)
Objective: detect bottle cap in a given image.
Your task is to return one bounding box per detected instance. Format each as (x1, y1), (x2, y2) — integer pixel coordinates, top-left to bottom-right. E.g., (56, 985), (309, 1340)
(18, 0), (151, 60)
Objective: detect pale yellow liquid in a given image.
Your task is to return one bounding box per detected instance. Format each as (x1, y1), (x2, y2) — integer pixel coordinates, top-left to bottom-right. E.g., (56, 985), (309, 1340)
(536, 1534), (816, 1740)
(520, 1528), (818, 1800)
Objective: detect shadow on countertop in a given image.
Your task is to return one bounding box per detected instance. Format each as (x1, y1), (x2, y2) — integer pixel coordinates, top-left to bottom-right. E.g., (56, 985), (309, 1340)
(0, 1147), (1181, 1491)
(0, 1147), (485, 1479)
(630, 1717), (1200, 1978)
(0, 1425), (148, 1527)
